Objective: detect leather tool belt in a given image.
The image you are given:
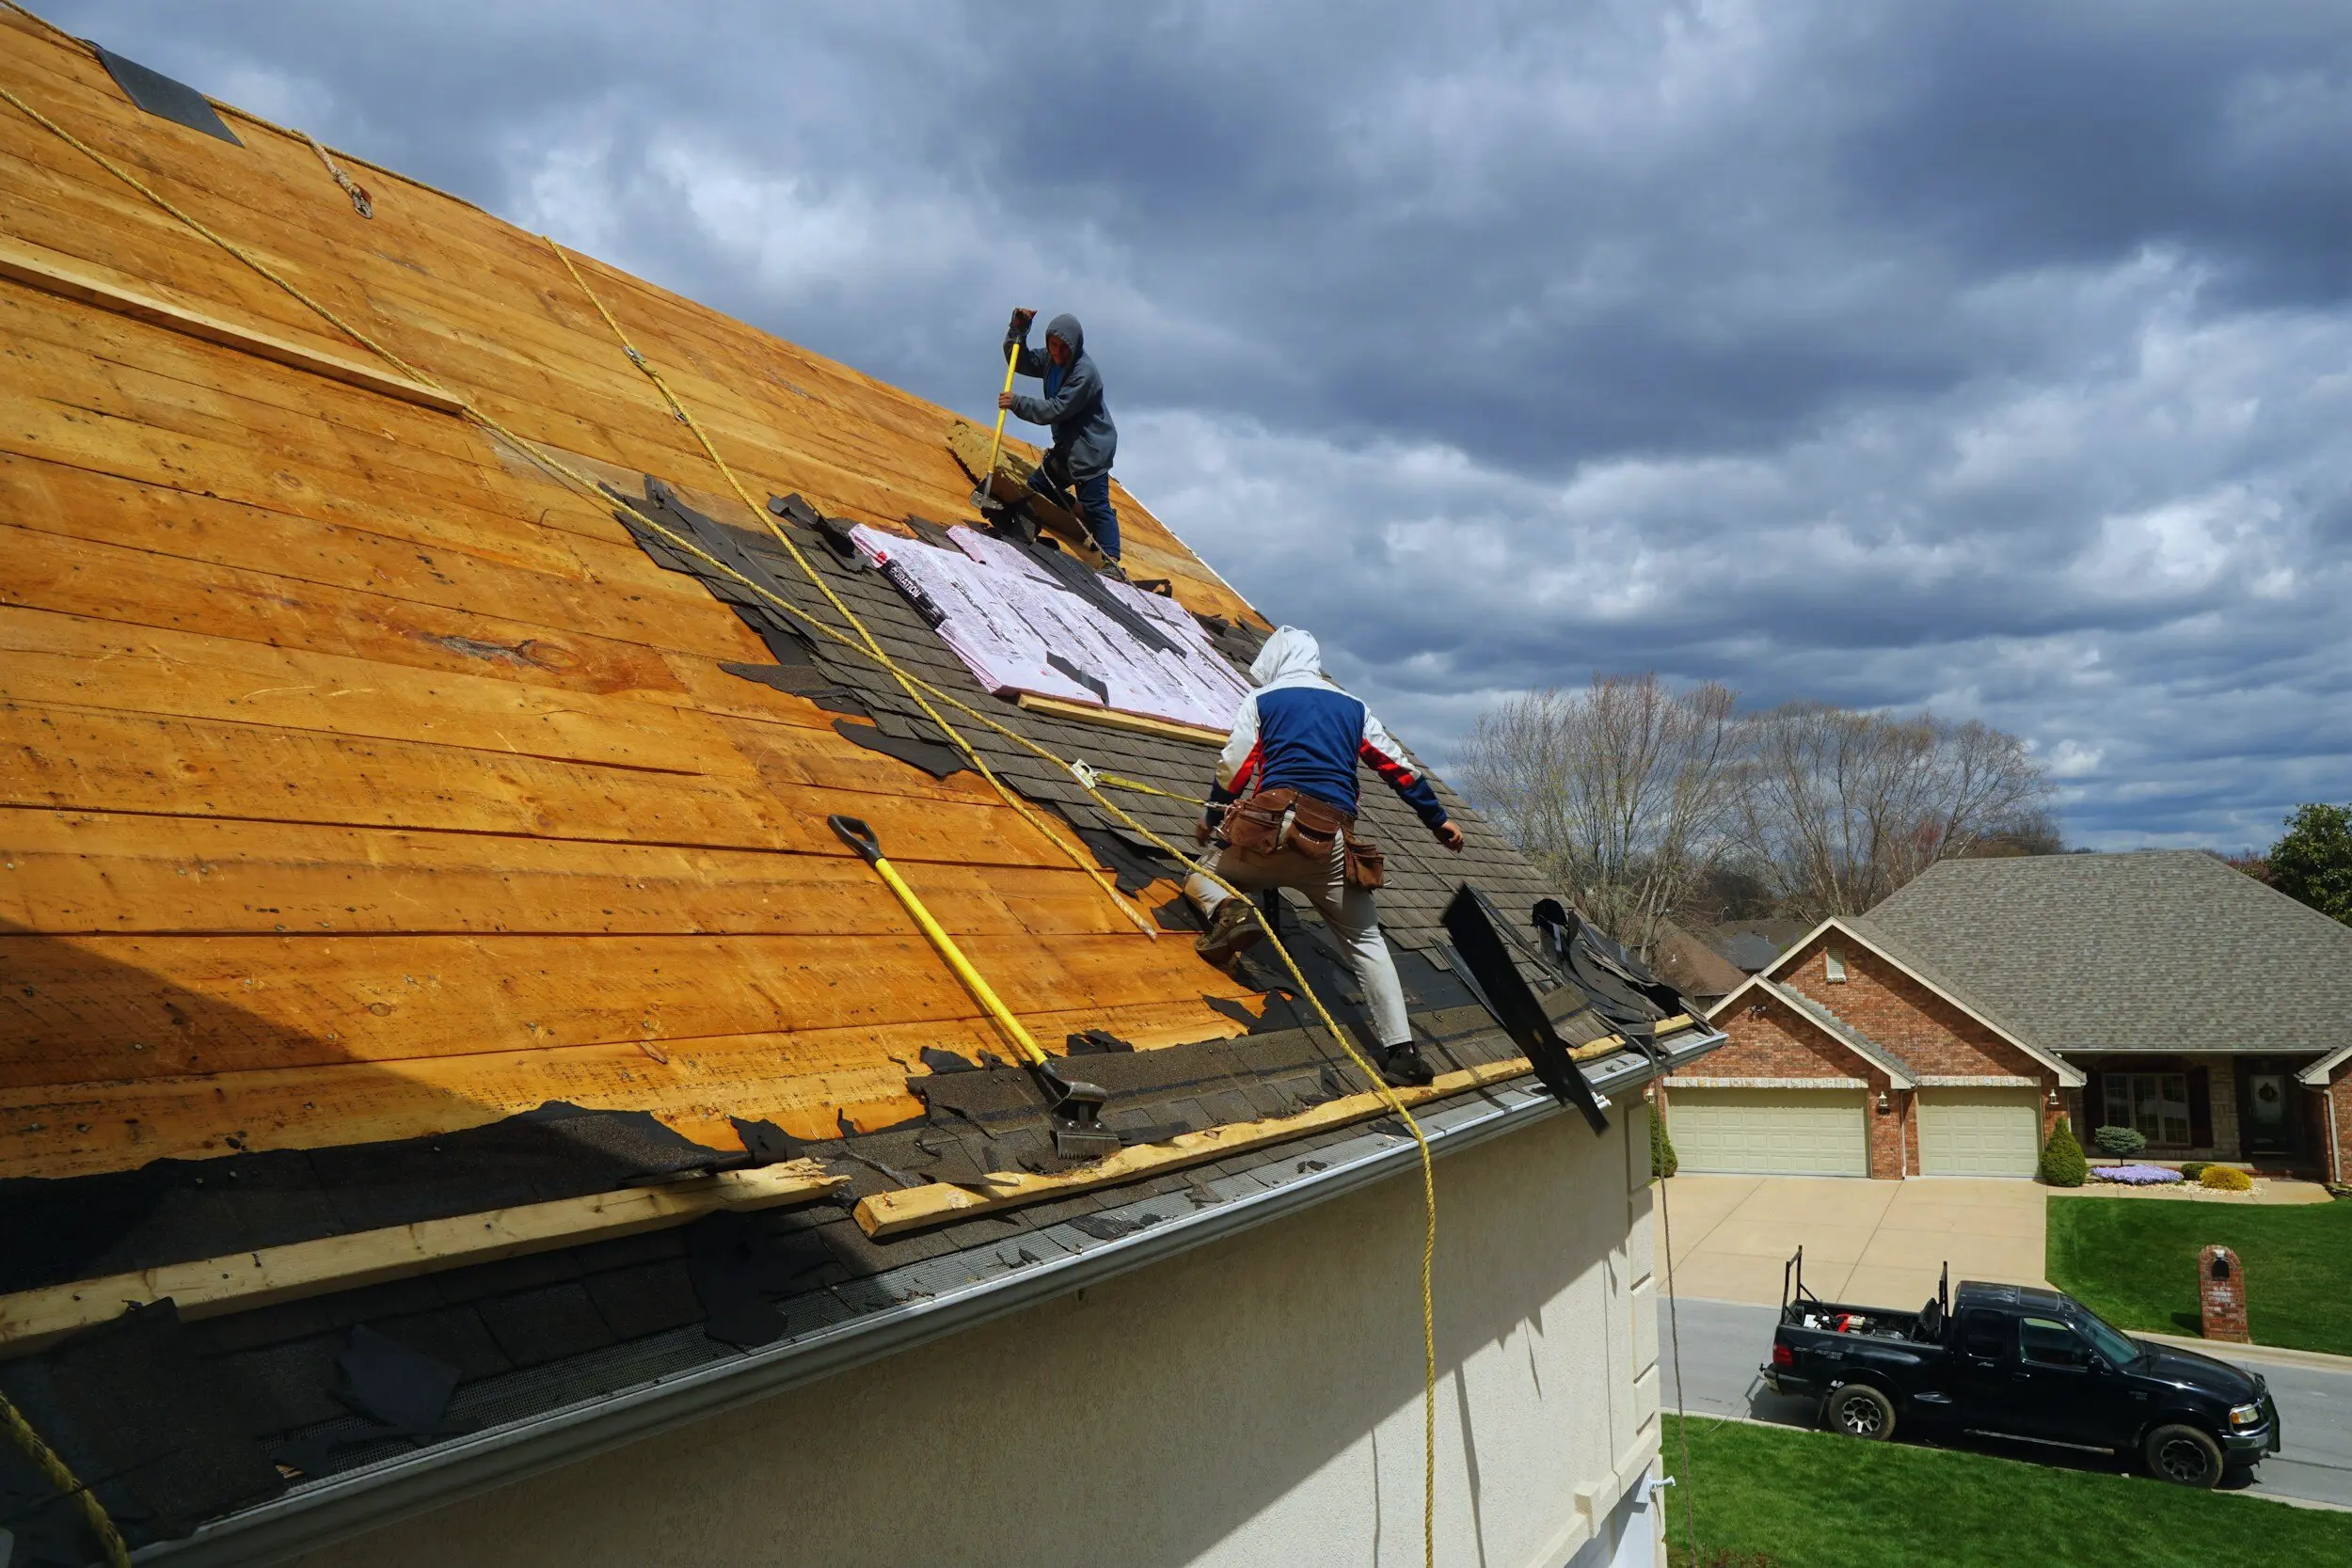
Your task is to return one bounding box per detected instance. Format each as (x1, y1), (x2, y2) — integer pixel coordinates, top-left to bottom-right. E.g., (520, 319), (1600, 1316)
(1221, 786), (1386, 890)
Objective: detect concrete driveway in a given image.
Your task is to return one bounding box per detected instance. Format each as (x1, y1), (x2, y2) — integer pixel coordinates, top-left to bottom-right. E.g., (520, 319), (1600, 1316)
(1658, 1174), (2048, 1308)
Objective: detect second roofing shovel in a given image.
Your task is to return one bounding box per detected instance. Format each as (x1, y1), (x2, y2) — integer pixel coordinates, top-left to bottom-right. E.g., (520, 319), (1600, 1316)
(829, 814), (1120, 1159)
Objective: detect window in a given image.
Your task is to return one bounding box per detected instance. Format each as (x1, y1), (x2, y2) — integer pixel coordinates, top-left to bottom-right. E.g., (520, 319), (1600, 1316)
(2103, 1072), (2191, 1147)
(1960, 1311), (2010, 1359)
(2019, 1317), (2092, 1370)
(1824, 947), (1848, 983)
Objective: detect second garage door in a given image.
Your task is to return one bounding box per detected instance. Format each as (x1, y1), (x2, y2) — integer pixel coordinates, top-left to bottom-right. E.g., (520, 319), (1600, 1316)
(1667, 1087), (1868, 1177)
(1916, 1087), (2042, 1177)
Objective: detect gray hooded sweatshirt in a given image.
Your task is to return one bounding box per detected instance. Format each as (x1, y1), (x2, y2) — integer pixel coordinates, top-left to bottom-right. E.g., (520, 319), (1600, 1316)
(1004, 311), (1118, 482)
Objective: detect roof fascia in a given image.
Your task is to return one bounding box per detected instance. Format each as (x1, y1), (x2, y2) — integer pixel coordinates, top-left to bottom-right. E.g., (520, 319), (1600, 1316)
(2298, 1042), (2352, 1086)
(1753, 976), (1917, 1088)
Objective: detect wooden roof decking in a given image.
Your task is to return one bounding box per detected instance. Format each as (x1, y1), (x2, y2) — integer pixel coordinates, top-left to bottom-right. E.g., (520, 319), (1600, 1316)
(0, 11), (1273, 1183)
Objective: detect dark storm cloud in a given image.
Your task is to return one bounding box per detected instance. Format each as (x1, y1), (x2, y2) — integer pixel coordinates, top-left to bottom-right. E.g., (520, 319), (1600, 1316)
(31, 0), (2352, 849)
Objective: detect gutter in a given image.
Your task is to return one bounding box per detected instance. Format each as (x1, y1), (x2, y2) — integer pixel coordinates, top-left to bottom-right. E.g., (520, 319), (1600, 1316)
(141, 1030), (1723, 1566)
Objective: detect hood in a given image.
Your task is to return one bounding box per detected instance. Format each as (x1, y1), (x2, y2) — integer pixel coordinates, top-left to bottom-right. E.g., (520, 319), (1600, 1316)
(1044, 311), (1084, 359)
(2133, 1341), (2260, 1399)
(1249, 626), (1326, 689)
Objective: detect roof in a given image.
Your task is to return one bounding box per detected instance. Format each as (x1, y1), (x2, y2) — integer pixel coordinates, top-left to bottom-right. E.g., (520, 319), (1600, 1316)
(0, 15), (1722, 1560)
(1699, 920), (1812, 973)
(1860, 851), (2352, 1063)
(1645, 920), (1748, 999)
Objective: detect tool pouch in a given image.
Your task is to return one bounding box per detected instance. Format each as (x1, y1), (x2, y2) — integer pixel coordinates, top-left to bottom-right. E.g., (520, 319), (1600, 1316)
(1221, 788), (1294, 857)
(1283, 793), (1348, 863)
(1343, 832), (1387, 891)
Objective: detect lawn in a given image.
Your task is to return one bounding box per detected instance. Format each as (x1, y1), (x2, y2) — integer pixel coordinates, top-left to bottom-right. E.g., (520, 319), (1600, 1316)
(1661, 1415), (2352, 1568)
(2045, 1196), (2352, 1356)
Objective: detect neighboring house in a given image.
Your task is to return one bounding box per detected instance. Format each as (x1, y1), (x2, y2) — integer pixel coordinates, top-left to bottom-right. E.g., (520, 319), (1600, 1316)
(1696, 920), (1811, 976)
(1677, 851), (2352, 1184)
(0, 18), (1722, 1568)
(1645, 919), (1749, 1010)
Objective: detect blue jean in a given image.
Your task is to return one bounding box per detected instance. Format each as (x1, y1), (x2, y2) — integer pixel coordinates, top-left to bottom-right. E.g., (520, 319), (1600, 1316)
(1027, 462), (1120, 559)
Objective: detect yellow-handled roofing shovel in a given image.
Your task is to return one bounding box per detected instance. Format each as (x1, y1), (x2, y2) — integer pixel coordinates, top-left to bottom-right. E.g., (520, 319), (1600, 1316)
(830, 815), (1120, 1159)
(970, 309), (1029, 511)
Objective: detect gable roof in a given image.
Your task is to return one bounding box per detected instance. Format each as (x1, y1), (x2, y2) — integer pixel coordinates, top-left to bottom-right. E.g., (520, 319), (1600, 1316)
(1862, 851), (2352, 1063)
(1646, 919), (1749, 999)
(0, 14), (1725, 1558)
(1706, 915), (2085, 1085)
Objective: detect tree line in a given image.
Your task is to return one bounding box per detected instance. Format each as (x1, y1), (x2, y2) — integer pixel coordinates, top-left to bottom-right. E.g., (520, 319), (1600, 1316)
(1460, 674), (2059, 953)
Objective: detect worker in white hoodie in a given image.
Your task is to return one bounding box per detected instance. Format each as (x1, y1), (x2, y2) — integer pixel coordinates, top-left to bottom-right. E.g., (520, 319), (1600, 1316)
(1185, 627), (1465, 1086)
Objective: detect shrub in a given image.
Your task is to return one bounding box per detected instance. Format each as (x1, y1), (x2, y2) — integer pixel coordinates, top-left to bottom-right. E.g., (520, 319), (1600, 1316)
(2093, 1124), (2149, 1157)
(2200, 1164), (2254, 1192)
(2039, 1116), (2088, 1187)
(1650, 1099), (1679, 1180)
(2180, 1162), (2210, 1181)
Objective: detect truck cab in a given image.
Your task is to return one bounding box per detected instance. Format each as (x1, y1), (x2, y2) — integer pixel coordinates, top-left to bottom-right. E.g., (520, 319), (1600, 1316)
(1762, 1250), (2280, 1487)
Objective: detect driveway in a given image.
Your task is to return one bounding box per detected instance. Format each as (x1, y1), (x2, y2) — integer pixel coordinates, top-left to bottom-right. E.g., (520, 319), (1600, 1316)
(1659, 1174), (2048, 1307)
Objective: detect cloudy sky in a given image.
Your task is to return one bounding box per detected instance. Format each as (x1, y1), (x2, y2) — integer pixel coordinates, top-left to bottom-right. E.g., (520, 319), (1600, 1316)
(47, 1), (2352, 849)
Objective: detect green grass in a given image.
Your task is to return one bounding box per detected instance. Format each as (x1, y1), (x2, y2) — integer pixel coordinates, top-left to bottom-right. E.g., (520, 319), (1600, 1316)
(2045, 1195), (2352, 1355)
(1661, 1415), (2352, 1568)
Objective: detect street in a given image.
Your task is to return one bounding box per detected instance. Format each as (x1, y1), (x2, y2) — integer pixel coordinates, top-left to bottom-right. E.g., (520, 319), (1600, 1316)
(1657, 1295), (2352, 1511)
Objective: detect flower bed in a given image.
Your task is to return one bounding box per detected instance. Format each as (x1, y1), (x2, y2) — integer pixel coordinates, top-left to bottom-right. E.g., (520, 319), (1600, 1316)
(2090, 1164), (2185, 1185)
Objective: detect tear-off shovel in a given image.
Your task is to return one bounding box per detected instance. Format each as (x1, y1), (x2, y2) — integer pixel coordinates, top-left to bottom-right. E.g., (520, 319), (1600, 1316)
(830, 814), (1120, 1159)
(971, 309), (1030, 511)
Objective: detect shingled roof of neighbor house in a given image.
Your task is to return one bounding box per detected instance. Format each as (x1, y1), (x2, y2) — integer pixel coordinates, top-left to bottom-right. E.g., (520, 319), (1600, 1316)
(0, 14), (1720, 1561)
(1859, 849), (2352, 1061)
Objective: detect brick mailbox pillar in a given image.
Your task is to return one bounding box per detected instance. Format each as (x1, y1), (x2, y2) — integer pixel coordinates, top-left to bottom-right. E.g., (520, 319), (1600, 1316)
(2199, 1245), (2250, 1343)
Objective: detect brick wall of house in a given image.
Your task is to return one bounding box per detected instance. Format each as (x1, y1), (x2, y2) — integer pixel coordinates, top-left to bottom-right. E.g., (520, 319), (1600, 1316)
(1701, 992), (1905, 1178)
(1779, 934), (2046, 1081)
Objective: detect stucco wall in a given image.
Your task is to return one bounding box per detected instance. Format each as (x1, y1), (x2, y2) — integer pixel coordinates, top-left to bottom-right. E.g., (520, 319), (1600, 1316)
(295, 1106), (1663, 1568)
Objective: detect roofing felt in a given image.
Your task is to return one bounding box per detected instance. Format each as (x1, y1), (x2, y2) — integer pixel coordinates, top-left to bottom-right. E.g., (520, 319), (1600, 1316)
(1859, 850), (2352, 1059)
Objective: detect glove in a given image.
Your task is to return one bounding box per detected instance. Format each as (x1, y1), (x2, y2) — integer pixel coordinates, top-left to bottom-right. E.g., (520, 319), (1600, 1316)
(1006, 307), (1037, 342)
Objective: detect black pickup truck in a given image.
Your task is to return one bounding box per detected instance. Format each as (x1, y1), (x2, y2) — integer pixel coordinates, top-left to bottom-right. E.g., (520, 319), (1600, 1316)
(1761, 1249), (2281, 1487)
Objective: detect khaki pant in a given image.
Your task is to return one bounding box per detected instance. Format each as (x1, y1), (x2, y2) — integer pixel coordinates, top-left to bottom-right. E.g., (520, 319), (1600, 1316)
(1184, 835), (1412, 1049)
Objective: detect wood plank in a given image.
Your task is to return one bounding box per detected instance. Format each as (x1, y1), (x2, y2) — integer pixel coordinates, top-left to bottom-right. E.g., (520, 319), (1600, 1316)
(0, 997), (1248, 1180)
(856, 1055), (1539, 1237)
(0, 232), (460, 412)
(0, 927), (1245, 1087)
(0, 1160), (846, 1358)
(1015, 693), (1229, 747)
(0, 603), (734, 772)
(0, 808), (1153, 939)
(0, 701), (1086, 866)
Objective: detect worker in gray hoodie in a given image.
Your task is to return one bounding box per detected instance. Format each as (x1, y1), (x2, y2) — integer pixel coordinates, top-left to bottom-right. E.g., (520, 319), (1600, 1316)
(998, 308), (1120, 559)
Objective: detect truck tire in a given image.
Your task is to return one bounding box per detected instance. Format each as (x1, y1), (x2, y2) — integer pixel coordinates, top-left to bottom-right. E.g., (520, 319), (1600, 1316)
(1825, 1384), (1897, 1441)
(2144, 1424), (2223, 1488)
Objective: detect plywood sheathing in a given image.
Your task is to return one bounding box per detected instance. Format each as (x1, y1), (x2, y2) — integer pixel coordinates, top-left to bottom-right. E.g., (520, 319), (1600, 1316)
(0, 11), (1284, 1180)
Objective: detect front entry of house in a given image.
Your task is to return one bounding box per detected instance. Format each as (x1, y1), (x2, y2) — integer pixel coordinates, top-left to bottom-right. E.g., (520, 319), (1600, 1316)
(1667, 1087), (1869, 1176)
(1916, 1087), (2042, 1177)
(2238, 1064), (2297, 1159)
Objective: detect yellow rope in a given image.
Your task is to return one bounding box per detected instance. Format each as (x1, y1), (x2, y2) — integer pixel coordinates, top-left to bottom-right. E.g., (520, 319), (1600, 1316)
(0, 1387), (131, 1568)
(0, 78), (1441, 1567)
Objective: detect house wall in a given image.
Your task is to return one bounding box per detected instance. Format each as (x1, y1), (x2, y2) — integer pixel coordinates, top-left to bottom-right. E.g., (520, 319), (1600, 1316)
(2325, 1065), (2350, 1187)
(1695, 992), (1905, 1178)
(294, 1107), (1665, 1568)
(1783, 936), (2046, 1085)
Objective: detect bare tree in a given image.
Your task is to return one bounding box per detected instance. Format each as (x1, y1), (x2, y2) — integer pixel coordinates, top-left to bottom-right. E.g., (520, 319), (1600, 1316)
(1462, 674), (1743, 952)
(1734, 705), (2055, 917)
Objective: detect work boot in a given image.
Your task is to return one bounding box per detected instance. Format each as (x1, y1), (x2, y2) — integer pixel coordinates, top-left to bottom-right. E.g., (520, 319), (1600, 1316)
(1193, 899), (1263, 966)
(1378, 1042), (1435, 1088)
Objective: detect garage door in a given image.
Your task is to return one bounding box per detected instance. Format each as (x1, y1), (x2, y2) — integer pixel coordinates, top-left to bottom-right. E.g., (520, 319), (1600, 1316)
(1666, 1088), (1868, 1176)
(1917, 1087), (2042, 1177)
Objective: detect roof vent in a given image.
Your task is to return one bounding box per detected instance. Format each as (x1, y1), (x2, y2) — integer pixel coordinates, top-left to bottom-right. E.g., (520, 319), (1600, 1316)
(1824, 947), (1848, 983)
(96, 46), (242, 145)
